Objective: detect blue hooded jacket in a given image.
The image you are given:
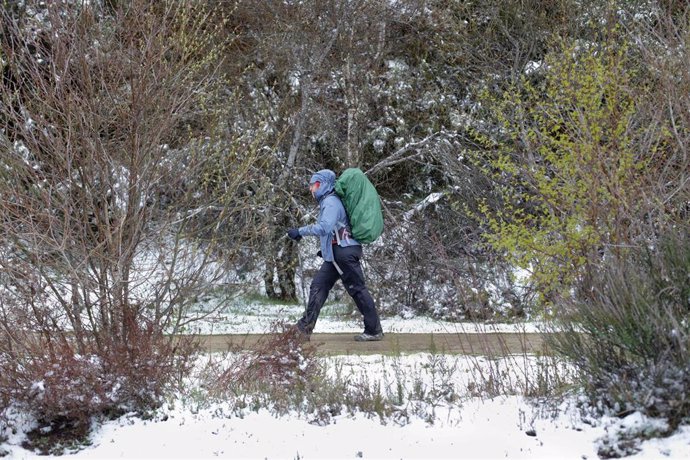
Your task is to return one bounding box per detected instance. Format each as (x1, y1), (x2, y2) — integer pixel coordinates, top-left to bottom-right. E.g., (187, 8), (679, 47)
(298, 169), (360, 262)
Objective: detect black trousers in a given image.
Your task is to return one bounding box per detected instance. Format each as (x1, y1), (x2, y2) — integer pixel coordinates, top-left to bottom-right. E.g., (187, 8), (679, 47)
(297, 245), (382, 335)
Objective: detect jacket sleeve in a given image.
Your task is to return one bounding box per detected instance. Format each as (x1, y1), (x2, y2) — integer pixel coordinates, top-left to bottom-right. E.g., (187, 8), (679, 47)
(298, 197), (338, 237)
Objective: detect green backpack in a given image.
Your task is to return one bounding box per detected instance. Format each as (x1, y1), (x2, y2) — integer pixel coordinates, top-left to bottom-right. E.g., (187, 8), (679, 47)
(335, 168), (384, 244)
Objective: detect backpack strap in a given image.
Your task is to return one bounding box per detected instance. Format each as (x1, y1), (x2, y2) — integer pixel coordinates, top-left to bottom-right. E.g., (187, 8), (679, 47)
(333, 221), (352, 246)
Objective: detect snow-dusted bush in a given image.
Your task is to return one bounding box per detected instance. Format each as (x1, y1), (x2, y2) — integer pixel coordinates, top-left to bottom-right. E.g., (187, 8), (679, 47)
(0, 0), (253, 451)
(1, 326), (193, 420)
(208, 322), (326, 417)
(0, 320), (196, 455)
(366, 191), (534, 320)
(550, 231), (690, 429)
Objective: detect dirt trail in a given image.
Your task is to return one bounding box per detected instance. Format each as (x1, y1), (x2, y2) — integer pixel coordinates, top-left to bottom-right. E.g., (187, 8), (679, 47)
(185, 332), (549, 356)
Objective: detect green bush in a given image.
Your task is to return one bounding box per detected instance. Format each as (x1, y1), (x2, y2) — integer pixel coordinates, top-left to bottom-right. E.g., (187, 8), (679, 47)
(549, 231), (690, 428)
(471, 38), (670, 304)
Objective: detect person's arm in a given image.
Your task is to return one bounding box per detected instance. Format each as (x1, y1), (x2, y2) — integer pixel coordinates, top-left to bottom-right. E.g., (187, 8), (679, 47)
(299, 198), (337, 237)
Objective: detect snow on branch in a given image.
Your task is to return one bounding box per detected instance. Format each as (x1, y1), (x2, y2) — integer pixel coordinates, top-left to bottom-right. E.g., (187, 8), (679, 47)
(365, 131), (457, 176)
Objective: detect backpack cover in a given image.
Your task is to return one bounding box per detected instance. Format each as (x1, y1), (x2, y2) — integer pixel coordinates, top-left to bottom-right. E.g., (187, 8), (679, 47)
(335, 168), (384, 244)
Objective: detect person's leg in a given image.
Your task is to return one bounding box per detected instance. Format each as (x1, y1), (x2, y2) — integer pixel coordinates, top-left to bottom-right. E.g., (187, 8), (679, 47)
(296, 260), (339, 334)
(334, 245), (382, 335)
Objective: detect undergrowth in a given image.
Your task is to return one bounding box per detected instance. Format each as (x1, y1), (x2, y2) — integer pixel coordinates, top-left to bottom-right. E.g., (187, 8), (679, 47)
(0, 322), (197, 455)
(201, 322), (571, 426)
(549, 231), (690, 433)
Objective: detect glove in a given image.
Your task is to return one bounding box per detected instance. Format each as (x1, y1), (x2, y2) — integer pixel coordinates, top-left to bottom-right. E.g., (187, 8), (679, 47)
(287, 228), (302, 241)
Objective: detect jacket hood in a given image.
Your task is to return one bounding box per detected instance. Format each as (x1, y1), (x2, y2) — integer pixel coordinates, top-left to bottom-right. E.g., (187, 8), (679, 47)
(309, 169), (336, 200)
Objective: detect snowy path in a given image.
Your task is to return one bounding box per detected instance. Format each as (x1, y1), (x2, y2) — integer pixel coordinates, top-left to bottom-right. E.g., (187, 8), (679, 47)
(182, 332), (548, 355)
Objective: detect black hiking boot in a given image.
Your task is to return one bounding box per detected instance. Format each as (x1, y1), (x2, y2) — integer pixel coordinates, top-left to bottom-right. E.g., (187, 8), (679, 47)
(289, 324), (311, 342)
(297, 330), (311, 343)
(353, 332), (384, 342)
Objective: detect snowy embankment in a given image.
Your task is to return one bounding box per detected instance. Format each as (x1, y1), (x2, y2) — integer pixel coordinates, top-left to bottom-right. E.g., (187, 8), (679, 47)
(6, 396), (604, 459)
(5, 351), (690, 459)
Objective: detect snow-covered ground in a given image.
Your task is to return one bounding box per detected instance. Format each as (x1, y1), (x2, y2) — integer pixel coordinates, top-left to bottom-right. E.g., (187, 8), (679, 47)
(4, 396), (609, 459)
(3, 299), (690, 459)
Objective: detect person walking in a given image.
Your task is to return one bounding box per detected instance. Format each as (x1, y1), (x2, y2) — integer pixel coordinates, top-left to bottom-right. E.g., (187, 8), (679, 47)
(287, 169), (384, 342)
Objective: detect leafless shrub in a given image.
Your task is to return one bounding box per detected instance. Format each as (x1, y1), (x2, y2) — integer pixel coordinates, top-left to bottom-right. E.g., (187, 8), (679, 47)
(633, 6), (690, 236)
(204, 322), (330, 420)
(0, 317), (197, 454)
(1, 322), (196, 417)
(0, 0), (259, 444)
(212, 323), (319, 397)
(367, 192), (530, 320)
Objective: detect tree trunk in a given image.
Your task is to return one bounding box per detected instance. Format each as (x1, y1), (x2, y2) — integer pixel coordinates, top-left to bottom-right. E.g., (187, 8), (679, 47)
(263, 254), (278, 298)
(277, 240), (297, 300)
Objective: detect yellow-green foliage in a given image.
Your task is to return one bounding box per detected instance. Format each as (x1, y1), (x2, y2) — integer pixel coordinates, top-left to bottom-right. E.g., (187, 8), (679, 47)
(474, 43), (657, 303)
